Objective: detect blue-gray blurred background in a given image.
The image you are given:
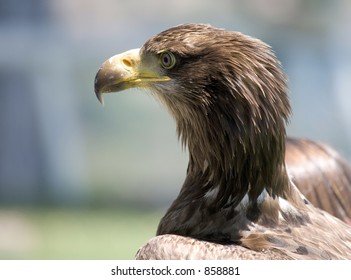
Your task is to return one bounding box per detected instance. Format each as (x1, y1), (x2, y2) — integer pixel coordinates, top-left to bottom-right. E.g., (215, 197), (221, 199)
(0, 0), (350, 259)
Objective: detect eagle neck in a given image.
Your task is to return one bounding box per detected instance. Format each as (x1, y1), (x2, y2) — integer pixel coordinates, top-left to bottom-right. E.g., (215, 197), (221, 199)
(177, 99), (290, 205)
(156, 101), (292, 242)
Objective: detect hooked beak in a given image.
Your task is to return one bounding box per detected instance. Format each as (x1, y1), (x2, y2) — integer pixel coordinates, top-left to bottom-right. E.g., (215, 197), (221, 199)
(94, 48), (170, 104)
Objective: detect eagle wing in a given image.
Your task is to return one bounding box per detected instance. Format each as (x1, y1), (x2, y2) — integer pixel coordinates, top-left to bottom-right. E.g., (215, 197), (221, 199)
(286, 138), (351, 224)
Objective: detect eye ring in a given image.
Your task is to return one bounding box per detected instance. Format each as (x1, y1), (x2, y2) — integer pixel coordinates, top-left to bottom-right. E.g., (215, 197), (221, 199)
(159, 51), (176, 69)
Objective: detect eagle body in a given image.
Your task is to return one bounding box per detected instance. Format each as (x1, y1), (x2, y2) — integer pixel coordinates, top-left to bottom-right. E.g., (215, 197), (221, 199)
(95, 24), (351, 259)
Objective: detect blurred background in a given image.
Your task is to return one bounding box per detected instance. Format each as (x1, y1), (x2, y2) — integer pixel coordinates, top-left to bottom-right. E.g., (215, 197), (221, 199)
(0, 0), (350, 259)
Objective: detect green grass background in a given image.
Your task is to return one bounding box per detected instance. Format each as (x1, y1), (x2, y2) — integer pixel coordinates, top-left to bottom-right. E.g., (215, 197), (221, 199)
(0, 208), (162, 259)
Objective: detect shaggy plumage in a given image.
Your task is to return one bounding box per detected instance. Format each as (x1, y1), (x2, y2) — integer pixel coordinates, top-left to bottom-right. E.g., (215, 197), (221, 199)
(286, 138), (351, 224)
(94, 24), (351, 259)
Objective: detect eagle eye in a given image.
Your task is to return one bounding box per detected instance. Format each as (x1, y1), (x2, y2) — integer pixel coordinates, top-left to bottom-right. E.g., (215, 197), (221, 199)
(159, 51), (176, 70)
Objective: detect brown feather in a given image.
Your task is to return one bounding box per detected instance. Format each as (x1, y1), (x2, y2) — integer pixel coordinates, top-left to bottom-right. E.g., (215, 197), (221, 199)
(286, 138), (351, 224)
(136, 234), (292, 260)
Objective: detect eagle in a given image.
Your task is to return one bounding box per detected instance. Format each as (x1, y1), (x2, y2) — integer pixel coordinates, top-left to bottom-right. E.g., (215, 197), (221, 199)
(94, 24), (351, 259)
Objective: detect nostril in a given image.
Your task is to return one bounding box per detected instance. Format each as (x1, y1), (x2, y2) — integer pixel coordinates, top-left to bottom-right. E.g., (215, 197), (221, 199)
(122, 58), (132, 68)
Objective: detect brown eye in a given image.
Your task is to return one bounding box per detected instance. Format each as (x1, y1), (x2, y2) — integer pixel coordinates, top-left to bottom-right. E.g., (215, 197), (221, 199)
(160, 51), (176, 69)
